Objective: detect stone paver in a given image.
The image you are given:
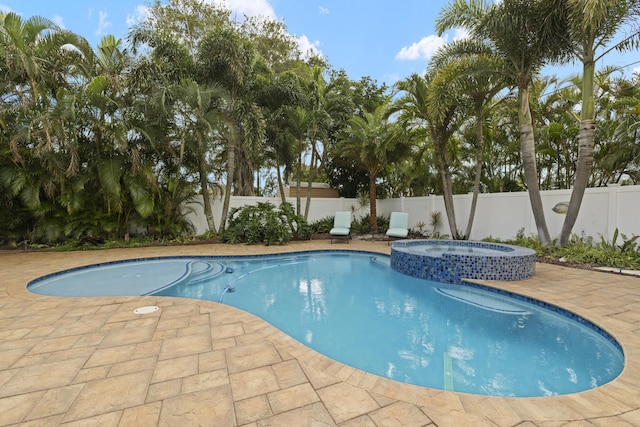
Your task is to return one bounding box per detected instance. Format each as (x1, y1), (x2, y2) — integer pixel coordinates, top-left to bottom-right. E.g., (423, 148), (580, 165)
(1, 241), (640, 426)
(316, 382), (380, 424)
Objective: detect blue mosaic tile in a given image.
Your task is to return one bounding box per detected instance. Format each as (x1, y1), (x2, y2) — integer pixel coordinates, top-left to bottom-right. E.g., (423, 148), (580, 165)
(390, 239), (536, 284)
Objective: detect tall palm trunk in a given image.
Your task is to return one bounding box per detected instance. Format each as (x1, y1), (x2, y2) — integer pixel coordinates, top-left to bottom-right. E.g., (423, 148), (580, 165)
(295, 140), (303, 216)
(433, 135), (459, 239)
(303, 143), (316, 221)
(464, 116), (484, 240)
(234, 147), (255, 196)
(198, 149), (216, 233)
(369, 171), (378, 231)
(518, 87), (551, 245)
(275, 153), (287, 206)
(220, 138), (235, 233)
(559, 60), (596, 246)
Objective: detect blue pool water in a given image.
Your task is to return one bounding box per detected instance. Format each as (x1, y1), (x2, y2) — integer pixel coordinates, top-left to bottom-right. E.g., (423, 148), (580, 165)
(28, 251), (624, 397)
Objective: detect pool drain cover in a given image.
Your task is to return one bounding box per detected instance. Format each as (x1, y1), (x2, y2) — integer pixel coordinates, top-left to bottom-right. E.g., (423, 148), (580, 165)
(134, 305), (159, 314)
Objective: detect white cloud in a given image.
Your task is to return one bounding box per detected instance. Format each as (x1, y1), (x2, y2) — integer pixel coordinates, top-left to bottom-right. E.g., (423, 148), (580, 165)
(0, 4), (12, 14)
(96, 10), (111, 35)
(452, 28), (470, 41)
(127, 5), (149, 27)
(319, 6), (329, 15)
(384, 73), (402, 84)
(210, 0), (276, 19)
(52, 15), (65, 29)
(395, 35), (446, 61)
(396, 29), (470, 61)
(296, 34), (323, 59)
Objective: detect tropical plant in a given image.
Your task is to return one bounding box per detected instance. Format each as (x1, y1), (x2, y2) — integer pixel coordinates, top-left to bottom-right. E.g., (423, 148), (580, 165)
(147, 78), (229, 233)
(436, 0), (569, 245)
(224, 202), (309, 245)
(558, 0), (640, 245)
(254, 71), (304, 207)
(198, 26), (267, 231)
(335, 101), (412, 231)
(427, 38), (510, 238)
(393, 73), (463, 238)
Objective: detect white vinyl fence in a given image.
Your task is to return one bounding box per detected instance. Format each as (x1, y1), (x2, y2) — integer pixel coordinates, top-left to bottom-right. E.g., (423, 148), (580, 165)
(185, 184), (640, 242)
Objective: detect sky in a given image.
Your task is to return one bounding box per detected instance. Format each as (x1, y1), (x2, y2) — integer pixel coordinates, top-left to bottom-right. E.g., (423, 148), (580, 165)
(1, 0), (638, 86)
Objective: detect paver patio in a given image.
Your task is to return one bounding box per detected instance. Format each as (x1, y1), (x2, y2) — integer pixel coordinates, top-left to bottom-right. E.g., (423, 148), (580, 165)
(1, 240), (639, 426)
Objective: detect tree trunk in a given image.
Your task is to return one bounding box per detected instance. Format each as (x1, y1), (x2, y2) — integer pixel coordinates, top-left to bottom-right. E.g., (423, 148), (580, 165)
(518, 87), (551, 245)
(296, 140), (303, 216)
(234, 146), (254, 196)
(304, 144), (316, 221)
(559, 119), (595, 245)
(220, 139), (235, 233)
(464, 116), (484, 240)
(275, 153), (287, 206)
(433, 136), (459, 239)
(198, 147), (216, 233)
(275, 153), (297, 234)
(369, 171), (377, 231)
(559, 59), (596, 246)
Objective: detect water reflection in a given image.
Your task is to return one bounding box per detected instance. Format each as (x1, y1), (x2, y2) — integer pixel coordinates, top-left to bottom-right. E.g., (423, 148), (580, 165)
(299, 278), (327, 320)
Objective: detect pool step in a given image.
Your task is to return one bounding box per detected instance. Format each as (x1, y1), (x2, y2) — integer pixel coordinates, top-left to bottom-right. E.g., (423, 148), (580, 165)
(186, 261), (225, 284)
(436, 287), (531, 315)
(370, 256), (391, 267)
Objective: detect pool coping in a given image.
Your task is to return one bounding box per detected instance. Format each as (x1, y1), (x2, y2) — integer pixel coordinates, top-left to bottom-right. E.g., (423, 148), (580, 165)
(1, 241), (640, 425)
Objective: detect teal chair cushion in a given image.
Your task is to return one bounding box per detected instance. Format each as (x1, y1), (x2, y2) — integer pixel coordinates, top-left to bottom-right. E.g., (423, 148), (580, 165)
(386, 212), (409, 238)
(330, 211), (352, 236)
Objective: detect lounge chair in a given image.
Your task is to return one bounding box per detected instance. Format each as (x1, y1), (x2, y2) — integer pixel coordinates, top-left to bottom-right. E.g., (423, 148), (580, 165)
(386, 212), (409, 244)
(330, 211), (352, 243)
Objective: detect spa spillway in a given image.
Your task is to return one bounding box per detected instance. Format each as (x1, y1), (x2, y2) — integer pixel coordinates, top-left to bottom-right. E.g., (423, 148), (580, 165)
(390, 240), (537, 284)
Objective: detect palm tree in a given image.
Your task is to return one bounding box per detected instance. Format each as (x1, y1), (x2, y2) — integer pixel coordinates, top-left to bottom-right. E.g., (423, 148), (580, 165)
(427, 39), (510, 239)
(198, 27), (266, 232)
(436, 0), (568, 245)
(393, 73), (463, 239)
(530, 76), (580, 190)
(284, 105), (312, 216)
(148, 79), (229, 232)
(591, 71), (640, 185)
(0, 12), (100, 241)
(301, 67), (332, 221)
(336, 101), (412, 231)
(130, 0), (246, 234)
(253, 72), (304, 206)
(557, 0), (640, 245)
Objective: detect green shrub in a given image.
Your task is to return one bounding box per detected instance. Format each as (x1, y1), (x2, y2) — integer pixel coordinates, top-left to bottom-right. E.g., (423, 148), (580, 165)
(484, 228), (640, 269)
(278, 202), (313, 241)
(351, 214), (389, 234)
(309, 216), (335, 234)
(224, 202), (311, 245)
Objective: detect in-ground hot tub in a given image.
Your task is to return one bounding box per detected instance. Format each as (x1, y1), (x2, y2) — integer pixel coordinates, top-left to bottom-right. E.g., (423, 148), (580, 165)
(391, 239), (536, 284)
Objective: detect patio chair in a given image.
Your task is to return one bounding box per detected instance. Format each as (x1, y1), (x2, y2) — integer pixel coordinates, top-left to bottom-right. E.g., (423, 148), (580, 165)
(330, 211), (352, 243)
(386, 212), (409, 244)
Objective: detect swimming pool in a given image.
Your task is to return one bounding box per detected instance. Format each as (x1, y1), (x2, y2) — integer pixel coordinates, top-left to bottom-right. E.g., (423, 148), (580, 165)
(28, 251), (624, 397)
